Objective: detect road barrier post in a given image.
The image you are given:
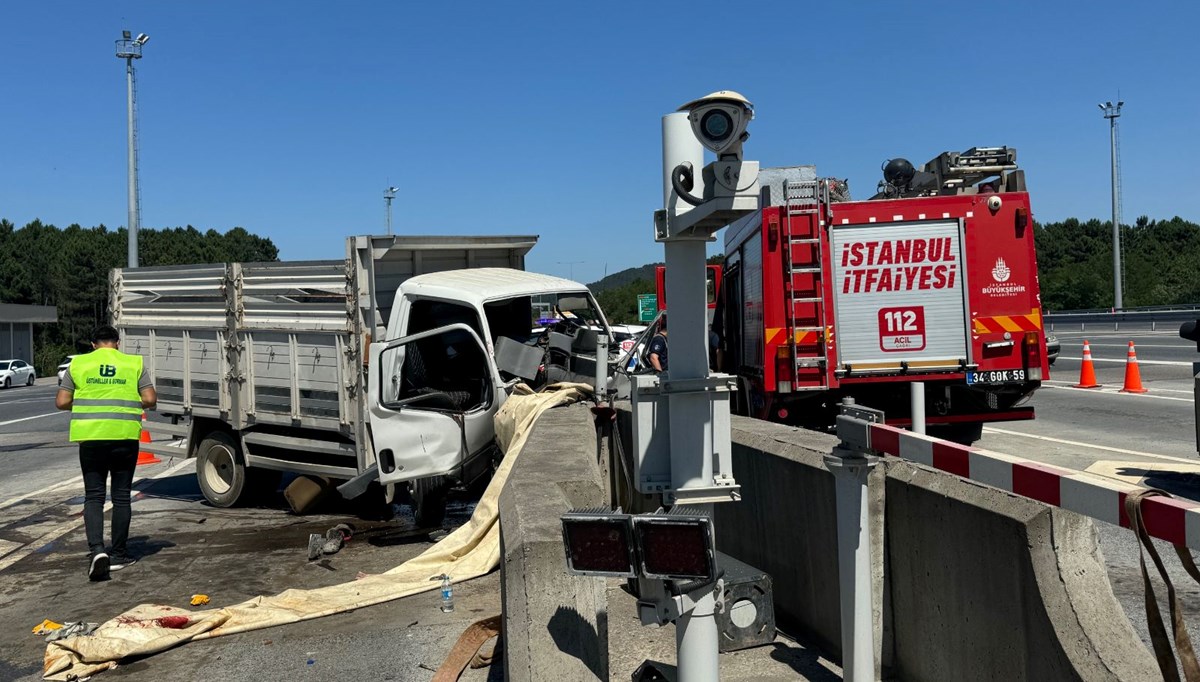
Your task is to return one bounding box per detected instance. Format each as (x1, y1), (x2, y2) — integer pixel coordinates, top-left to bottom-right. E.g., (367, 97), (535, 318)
(829, 404), (882, 682)
(909, 381), (925, 434)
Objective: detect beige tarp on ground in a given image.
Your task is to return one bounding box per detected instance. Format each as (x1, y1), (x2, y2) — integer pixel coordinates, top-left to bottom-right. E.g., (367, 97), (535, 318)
(44, 383), (592, 680)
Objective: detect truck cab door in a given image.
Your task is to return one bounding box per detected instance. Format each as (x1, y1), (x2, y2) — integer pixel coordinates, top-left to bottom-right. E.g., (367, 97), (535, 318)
(368, 323), (506, 486)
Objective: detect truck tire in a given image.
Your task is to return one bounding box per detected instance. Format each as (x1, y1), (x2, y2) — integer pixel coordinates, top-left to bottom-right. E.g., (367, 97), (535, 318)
(928, 423), (984, 446)
(411, 476), (450, 528)
(196, 431), (254, 508)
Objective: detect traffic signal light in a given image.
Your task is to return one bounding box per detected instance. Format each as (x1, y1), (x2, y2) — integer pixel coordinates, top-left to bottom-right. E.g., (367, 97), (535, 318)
(561, 509), (636, 578)
(561, 507), (717, 581)
(633, 509), (716, 581)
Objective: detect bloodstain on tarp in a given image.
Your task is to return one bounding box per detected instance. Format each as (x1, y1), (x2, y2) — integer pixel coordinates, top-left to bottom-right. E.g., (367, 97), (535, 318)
(113, 615), (191, 629)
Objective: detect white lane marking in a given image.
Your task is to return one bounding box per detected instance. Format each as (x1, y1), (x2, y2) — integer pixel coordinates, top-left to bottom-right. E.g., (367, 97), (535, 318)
(1053, 330), (1176, 336)
(0, 412), (66, 427)
(0, 458), (194, 573)
(1044, 379), (1194, 395)
(1057, 356), (1192, 367)
(0, 475), (83, 511)
(1070, 343), (1194, 349)
(982, 426), (1200, 465)
(0, 398), (57, 406)
(1038, 382), (1194, 402)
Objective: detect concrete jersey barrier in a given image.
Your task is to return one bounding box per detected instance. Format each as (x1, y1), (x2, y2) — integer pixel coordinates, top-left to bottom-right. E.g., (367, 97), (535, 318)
(499, 402), (608, 682)
(709, 415), (1158, 681)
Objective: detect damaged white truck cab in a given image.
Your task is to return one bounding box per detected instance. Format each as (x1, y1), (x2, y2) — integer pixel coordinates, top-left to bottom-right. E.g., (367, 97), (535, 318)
(112, 235), (611, 525)
(369, 269), (614, 499)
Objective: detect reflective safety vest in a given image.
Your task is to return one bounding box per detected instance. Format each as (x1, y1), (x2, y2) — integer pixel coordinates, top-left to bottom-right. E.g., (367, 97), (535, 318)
(69, 348), (145, 442)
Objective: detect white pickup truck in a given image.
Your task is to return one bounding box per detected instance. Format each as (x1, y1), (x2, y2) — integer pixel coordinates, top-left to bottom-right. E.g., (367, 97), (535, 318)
(111, 235), (614, 524)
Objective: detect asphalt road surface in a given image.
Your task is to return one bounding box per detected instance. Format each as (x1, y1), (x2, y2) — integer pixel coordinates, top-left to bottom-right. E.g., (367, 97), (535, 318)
(0, 378), (503, 682)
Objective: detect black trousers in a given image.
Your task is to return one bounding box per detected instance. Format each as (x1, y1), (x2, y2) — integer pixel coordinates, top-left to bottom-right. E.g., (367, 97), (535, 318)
(78, 440), (138, 556)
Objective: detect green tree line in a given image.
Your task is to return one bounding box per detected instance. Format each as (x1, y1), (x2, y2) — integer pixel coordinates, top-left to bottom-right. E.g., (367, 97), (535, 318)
(0, 219), (278, 374)
(1036, 216), (1200, 310)
(593, 216), (1200, 324)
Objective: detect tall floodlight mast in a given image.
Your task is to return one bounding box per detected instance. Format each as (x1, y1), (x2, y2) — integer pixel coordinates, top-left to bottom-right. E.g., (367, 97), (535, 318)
(1099, 100), (1124, 309)
(384, 186), (398, 235)
(116, 30), (149, 268)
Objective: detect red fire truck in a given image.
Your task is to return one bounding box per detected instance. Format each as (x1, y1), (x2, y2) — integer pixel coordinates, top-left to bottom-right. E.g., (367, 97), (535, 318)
(654, 147), (1048, 444)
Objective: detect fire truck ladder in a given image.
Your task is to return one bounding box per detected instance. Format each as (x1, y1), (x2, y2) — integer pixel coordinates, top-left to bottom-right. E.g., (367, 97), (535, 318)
(784, 180), (829, 391)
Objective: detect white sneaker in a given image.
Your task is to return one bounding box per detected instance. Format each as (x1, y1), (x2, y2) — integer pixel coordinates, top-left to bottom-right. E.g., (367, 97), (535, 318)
(89, 553), (110, 581)
(110, 556), (138, 572)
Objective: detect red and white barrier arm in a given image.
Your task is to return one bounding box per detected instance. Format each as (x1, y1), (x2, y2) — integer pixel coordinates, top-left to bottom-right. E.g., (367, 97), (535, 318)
(836, 416), (1200, 551)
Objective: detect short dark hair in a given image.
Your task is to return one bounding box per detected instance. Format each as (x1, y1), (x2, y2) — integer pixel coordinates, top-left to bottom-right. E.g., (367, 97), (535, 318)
(658, 314), (666, 330)
(92, 325), (120, 343)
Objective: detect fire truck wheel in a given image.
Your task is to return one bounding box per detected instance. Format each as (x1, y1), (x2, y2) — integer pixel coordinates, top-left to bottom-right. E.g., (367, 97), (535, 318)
(928, 423), (983, 446)
(411, 476), (450, 528)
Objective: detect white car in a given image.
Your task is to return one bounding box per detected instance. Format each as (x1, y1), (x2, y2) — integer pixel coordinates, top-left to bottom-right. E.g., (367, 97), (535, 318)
(0, 359), (36, 388)
(57, 355), (77, 386)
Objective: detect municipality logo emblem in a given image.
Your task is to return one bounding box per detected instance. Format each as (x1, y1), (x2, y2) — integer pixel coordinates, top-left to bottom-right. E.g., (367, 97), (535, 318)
(991, 258), (1011, 283)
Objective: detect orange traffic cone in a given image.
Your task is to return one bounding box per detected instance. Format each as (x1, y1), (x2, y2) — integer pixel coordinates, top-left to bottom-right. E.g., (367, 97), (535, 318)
(137, 414), (162, 465)
(1119, 341), (1149, 393)
(1074, 339), (1102, 389)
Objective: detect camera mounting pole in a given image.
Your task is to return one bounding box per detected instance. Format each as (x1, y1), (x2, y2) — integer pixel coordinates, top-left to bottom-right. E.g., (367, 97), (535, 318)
(629, 94), (760, 681)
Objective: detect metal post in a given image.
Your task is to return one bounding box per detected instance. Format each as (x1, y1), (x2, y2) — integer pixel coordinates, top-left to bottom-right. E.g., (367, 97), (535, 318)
(1193, 361), (1200, 456)
(1101, 101), (1123, 310)
(594, 334), (609, 402)
(125, 57), (139, 268)
(661, 110), (721, 682)
(676, 581), (720, 682)
(825, 442), (878, 682)
(909, 381), (925, 434)
(384, 186), (397, 236)
(117, 31), (147, 269)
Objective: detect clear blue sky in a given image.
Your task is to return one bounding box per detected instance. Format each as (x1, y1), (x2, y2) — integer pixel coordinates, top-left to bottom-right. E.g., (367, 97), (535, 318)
(2, 1), (1196, 284)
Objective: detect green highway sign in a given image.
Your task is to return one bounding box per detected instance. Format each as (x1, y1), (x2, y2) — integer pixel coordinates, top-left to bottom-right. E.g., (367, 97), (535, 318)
(637, 294), (658, 322)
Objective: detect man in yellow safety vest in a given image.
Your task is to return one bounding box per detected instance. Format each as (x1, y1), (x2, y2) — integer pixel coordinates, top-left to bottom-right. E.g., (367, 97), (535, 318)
(55, 325), (157, 581)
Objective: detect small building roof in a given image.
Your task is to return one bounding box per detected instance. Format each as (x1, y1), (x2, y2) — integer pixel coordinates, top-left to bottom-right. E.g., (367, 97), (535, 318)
(0, 303), (58, 324)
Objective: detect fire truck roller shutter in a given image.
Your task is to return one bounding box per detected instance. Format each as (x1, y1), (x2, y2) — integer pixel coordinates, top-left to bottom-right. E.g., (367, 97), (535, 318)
(831, 220), (967, 373)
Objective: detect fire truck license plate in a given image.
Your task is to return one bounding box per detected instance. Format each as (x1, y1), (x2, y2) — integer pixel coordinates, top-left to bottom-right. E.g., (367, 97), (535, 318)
(966, 369), (1027, 385)
(878, 306), (926, 352)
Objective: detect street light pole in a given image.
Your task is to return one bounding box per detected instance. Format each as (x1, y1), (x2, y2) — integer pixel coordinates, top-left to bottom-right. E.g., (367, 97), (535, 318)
(116, 30), (149, 268)
(384, 186), (398, 236)
(1099, 100), (1124, 310)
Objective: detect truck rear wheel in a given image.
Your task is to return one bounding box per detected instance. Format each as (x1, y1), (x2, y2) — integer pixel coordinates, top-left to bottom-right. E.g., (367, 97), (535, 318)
(196, 431), (260, 508)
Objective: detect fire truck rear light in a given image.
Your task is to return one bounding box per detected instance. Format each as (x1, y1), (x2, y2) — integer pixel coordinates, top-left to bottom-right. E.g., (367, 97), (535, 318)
(633, 508), (716, 581)
(1023, 332), (1042, 380)
(775, 346), (792, 393)
(1015, 208), (1029, 231)
(561, 509), (636, 578)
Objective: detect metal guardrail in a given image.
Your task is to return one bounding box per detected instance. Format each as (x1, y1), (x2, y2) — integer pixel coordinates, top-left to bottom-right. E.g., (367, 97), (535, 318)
(1044, 305), (1200, 329)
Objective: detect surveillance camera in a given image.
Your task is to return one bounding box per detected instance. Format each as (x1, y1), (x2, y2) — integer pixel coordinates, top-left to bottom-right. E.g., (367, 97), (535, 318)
(677, 90), (754, 157)
(986, 195), (1002, 212)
